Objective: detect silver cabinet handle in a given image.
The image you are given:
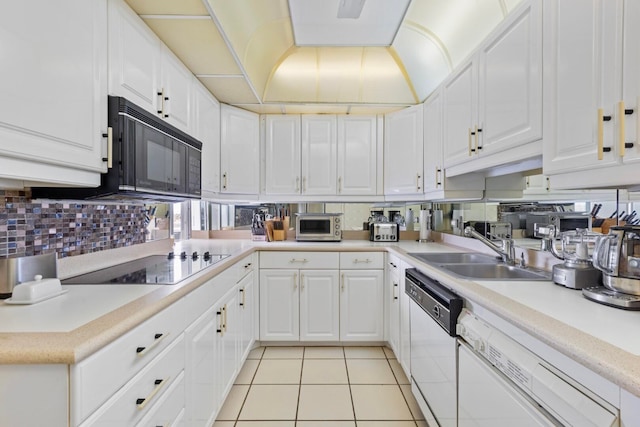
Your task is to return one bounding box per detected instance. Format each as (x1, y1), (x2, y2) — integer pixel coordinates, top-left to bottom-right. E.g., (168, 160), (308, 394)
(222, 172), (228, 190)
(136, 377), (170, 410)
(289, 258), (309, 263)
(353, 259), (372, 264)
(338, 176), (342, 193)
(341, 273), (345, 291)
(136, 333), (169, 357)
(294, 273), (298, 290)
(295, 176), (300, 192)
(301, 273), (305, 290)
(416, 173), (421, 191)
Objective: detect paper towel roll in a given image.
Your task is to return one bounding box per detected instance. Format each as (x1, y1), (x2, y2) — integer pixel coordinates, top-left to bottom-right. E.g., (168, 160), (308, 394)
(419, 210), (431, 241)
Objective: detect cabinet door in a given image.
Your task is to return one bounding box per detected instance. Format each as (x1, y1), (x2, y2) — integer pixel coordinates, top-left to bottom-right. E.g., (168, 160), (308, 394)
(220, 105), (260, 194)
(238, 271), (255, 361)
(478, 0), (542, 155)
(542, 0), (622, 174)
(217, 289), (239, 404)
(621, 0), (640, 165)
(300, 270), (340, 341)
(384, 104), (424, 196)
(184, 307), (218, 427)
(442, 58), (478, 168)
(423, 89), (444, 194)
(259, 270), (299, 341)
(337, 116), (378, 195)
(387, 258), (401, 355)
(195, 82), (221, 196)
(301, 115), (337, 195)
(108, 0), (160, 115)
(0, 0), (108, 184)
(340, 270), (384, 341)
(160, 46), (192, 133)
(398, 262), (411, 377)
(264, 115), (302, 195)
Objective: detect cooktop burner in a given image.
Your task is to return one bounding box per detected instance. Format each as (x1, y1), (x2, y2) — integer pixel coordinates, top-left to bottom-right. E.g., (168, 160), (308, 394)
(62, 251), (229, 285)
(582, 286), (640, 310)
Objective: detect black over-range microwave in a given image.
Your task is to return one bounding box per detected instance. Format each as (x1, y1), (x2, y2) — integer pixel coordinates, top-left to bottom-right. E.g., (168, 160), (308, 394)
(33, 96), (202, 201)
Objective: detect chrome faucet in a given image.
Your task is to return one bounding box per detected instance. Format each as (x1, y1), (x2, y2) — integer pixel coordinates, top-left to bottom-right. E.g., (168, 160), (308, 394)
(464, 226), (516, 265)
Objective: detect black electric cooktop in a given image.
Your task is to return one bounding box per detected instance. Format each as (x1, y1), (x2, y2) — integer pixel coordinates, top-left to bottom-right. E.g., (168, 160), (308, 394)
(62, 251), (229, 285)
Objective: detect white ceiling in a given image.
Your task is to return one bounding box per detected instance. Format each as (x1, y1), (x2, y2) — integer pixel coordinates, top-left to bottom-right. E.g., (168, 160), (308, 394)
(128, 0), (522, 114)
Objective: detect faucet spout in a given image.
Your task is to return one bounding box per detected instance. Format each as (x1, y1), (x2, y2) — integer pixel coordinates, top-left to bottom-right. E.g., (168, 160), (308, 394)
(464, 226), (516, 265)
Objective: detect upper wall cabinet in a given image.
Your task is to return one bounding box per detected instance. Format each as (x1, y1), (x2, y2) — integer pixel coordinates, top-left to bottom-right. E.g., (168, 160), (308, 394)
(108, 0), (193, 134)
(220, 105), (259, 195)
(0, 0), (107, 188)
(263, 115), (380, 198)
(443, 0), (543, 177)
(544, 0), (640, 189)
(194, 80), (221, 197)
(384, 104), (424, 198)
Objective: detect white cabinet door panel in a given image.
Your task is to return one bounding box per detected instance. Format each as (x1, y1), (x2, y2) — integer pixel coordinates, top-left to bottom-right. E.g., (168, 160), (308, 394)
(384, 105), (424, 196)
(340, 270), (384, 341)
(300, 270), (340, 341)
(260, 270), (299, 341)
(337, 116), (378, 195)
(302, 115), (337, 195)
(221, 105), (259, 194)
(195, 82), (221, 196)
(265, 115), (302, 195)
(160, 47), (192, 133)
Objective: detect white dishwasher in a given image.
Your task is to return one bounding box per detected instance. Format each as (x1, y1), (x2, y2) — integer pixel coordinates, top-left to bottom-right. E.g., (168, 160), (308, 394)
(457, 309), (619, 427)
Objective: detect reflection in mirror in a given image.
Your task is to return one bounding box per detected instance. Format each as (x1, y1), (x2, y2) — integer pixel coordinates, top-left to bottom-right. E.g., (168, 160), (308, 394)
(144, 203), (171, 241)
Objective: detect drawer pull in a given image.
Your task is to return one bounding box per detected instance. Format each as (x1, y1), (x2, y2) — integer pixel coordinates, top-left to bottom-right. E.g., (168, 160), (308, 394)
(289, 258), (309, 263)
(389, 262), (397, 268)
(239, 288), (245, 307)
(353, 259), (372, 264)
(217, 310), (223, 335)
(136, 377), (170, 410)
(136, 333), (169, 357)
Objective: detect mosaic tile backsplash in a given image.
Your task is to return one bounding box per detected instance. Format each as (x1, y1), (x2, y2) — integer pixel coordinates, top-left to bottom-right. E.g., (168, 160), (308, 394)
(0, 190), (147, 258)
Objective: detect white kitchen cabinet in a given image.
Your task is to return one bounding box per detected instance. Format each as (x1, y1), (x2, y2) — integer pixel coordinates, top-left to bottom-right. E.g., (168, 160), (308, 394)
(387, 255), (401, 355)
(340, 270), (384, 341)
(423, 89), (485, 200)
(264, 115), (302, 195)
(337, 116), (380, 196)
(443, 0), (543, 177)
(220, 105), (260, 194)
(259, 269), (300, 341)
(0, 0), (107, 187)
(160, 46), (193, 134)
(398, 260), (411, 377)
(194, 80), (221, 197)
(299, 270), (341, 341)
(546, 0), (640, 189)
(384, 104), (424, 198)
(237, 265), (256, 360)
(301, 115), (338, 195)
(108, 0), (161, 117)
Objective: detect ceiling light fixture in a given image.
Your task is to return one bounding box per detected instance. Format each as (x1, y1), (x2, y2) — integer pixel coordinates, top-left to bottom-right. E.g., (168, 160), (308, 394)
(337, 0), (366, 19)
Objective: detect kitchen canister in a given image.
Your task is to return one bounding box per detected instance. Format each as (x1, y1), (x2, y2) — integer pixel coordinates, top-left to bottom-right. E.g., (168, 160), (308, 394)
(406, 208), (414, 231)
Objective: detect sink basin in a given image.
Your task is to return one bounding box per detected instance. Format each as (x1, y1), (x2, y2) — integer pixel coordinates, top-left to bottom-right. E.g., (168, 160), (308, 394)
(440, 263), (551, 281)
(408, 252), (500, 264)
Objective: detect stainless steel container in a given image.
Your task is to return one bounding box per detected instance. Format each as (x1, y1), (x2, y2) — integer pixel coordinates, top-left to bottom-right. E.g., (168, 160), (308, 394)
(0, 252), (57, 298)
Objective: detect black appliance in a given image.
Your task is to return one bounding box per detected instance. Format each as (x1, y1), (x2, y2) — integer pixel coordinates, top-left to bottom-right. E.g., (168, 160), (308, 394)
(33, 96), (202, 201)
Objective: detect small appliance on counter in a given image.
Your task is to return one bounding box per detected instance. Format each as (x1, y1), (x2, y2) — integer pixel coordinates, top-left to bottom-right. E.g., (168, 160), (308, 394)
(0, 252), (57, 299)
(295, 213), (342, 242)
(525, 212), (591, 238)
(466, 221), (512, 240)
(539, 227), (601, 289)
(584, 225), (640, 309)
(369, 222), (399, 242)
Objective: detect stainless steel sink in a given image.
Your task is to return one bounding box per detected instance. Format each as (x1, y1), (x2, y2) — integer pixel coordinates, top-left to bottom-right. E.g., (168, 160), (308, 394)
(439, 263), (551, 281)
(407, 252), (550, 281)
(408, 252), (500, 264)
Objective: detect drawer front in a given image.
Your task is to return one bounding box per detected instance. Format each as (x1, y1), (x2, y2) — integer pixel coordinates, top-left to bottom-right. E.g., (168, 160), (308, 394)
(237, 253), (256, 281)
(184, 268), (236, 326)
(260, 251), (339, 269)
(79, 334), (185, 427)
(71, 298), (187, 424)
(135, 370), (185, 427)
(388, 254), (400, 280)
(340, 252), (384, 269)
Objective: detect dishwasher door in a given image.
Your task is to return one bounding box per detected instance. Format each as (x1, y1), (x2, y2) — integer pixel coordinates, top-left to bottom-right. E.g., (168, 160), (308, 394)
(458, 342), (561, 427)
(410, 298), (457, 427)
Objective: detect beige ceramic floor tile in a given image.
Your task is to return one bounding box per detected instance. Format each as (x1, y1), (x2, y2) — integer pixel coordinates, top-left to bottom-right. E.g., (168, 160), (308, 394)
(389, 359), (410, 385)
(382, 346), (396, 359)
(263, 346), (305, 359)
(304, 346), (345, 359)
(216, 384), (249, 420)
(253, 359), (302, 384)
(400, 384), (425, 420)
(297, 385), (354, 420)
(238, 384), (299, 420)
(357, 422), (417, 427)
(235, 422), (295, 427)
(247, 346), (265, 359)
(296, 422), (356, 427)
(344, 346), (386, 359)
(235, 359), (260, 384)
(302, 359), (348, 384)
(346, 359), (397, 384)
(212, 422), (235, 427)
(351, 385), (414, 420)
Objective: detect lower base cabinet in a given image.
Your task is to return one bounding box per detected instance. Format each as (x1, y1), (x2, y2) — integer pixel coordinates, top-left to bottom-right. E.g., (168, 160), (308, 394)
(340, 270), (384, 341)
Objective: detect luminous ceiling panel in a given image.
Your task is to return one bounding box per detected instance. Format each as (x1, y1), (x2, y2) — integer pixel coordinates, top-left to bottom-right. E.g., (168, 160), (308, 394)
(125, 0), (208, 15)
(199, 76), (260, 104)
(142, 18), (241, 75)
(359, 48), (416, 104)
(289, 0), (410, 46)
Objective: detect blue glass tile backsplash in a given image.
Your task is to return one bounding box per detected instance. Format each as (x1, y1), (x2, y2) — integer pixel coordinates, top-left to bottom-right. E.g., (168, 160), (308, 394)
(0, 190), (147, 258)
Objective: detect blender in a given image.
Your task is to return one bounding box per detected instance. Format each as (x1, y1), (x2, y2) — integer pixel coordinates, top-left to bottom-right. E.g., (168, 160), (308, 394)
(543, 227), (602, 289)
